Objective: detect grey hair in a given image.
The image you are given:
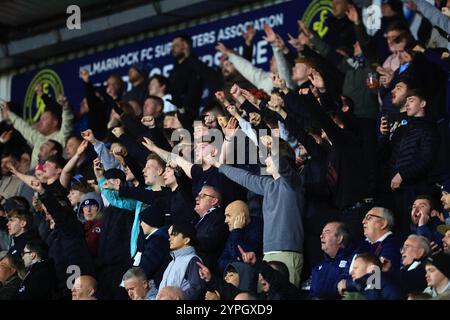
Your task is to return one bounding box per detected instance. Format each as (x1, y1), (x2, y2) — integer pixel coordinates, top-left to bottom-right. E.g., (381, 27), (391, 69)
(407, 234), (432, 258)
(122, 267), (148, 282)
(372, 207), (395, 230)
(330, 221), (350, 247)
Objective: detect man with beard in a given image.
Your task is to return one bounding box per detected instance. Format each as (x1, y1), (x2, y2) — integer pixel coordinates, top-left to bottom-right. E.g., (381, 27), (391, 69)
(220, 57), (254, 102)
(122, 63), (149, 106)
(169, 35), (219, 117)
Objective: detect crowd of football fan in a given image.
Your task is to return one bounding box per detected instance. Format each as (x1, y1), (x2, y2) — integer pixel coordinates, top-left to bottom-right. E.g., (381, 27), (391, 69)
(0, 0), (449, 300)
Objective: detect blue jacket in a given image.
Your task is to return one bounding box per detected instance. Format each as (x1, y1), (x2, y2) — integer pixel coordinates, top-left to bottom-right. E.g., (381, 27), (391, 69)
(353, 233), (402, 270)
(310, 247), (353, 299)
(387, 260), (428, 298)
(411, 217), (444, 248)
(217, 216), (263, 274)
(138, 227), (171, 287)
(340, 233), (402, 290)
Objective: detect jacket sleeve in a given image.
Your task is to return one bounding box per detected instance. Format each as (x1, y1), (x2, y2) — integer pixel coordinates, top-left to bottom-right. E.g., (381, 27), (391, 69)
(415, 0), (450, 33)
(83, 82), (108, 138)
(183, 256), (206, 300)
(123, 153), (145, 186)
(218, 164), (270, 196)
(118, 185), (157, 204)
(39, 190), (80, 238)
(302, 92), (347, 147)
(228, 53), (273, 94)
(120, 113), (149, 139)
(93, 140), (124, 170)
(98, 177), (137, 211)
(144, 127), (172, 151)
(55, 105), (74, 145)
(237, 118), (259, 147)
(218, 223), (261, 273)
(8, 113), (44, 146)
(272, 44), (296, 90)
(397, 128), (439, 182)
(117, 133), (149, 167)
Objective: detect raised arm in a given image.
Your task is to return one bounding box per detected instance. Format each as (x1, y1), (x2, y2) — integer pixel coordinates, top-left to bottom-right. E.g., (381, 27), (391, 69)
(207, 157), (270, 196)
(142, 137), (194, 179)
(82, 129), (123, 170)
(52, 95), (74, 145)
(60, 140), (89, 189)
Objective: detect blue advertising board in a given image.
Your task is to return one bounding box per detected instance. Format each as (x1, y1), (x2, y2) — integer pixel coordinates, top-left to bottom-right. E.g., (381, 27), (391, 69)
(11, 0), (333, 123)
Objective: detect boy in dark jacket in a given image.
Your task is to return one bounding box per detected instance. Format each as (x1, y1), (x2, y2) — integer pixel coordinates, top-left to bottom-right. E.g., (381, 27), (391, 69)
(347, 252), (401, 300)
(135, 205), (171, 289)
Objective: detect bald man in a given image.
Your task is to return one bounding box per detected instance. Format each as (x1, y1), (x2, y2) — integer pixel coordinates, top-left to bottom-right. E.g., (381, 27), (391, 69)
(217, 200), (263, 273)
(234, 291), (258, 300)
(156, 286), (185, 300)
(71, 275), (97, 300)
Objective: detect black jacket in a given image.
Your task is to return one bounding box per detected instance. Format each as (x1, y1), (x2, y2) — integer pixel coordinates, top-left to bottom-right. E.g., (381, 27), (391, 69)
(8, 229), (41, 265)
(169, 55), (206, 115)
(122, 80), (148, 107)
(0, 275), (21, 300)
(96, 205), (134, 267)
(39, 191), (95, 294)
(16, 260), (57, 300)
(380, 117), (439, 186)
(137, 227), (171, 287)
(301, 92), (370, 208)
(193, 207), (229, 273)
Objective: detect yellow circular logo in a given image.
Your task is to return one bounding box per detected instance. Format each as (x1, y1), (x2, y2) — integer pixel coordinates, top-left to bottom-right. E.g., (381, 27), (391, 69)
(23, 69), (64, 124)
(301, 0), (333, 38)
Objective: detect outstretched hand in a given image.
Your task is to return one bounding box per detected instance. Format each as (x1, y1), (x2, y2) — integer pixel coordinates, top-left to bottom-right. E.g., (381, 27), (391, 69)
(81, 129), (96, 144)
(93, 158), (105, 179)
(263, 24), (277, 43)
(142, 137), (156, 152)
(76, 140), (89, 157)
(238, 245), (257, 265)
(216, 42), (231, 57)
(308, 69), (326, 92)
(196, 261), (212, 282)
(29, 178), (45, 194)
(79, 69), (90, 83)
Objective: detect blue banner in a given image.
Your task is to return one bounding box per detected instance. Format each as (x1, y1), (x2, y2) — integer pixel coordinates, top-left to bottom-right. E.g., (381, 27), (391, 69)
(11, 0), (332, 123)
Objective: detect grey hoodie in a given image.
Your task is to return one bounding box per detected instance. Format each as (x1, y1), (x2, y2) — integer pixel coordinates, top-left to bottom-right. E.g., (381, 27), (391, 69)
(224, 262), (257, 293)
(77, 192), (104, 222)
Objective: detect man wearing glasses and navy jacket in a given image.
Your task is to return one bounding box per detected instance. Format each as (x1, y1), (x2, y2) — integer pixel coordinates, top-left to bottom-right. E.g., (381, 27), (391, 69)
(192, 185), (228, 274)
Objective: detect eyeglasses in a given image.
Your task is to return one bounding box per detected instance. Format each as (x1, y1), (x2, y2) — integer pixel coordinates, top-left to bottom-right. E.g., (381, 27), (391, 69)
(363, 214), (385, 221)
(197, 193), (216, 200)
(400, 244), (420, 253)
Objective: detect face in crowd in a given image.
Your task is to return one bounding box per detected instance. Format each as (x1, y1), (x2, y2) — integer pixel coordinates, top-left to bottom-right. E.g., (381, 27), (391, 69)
(194, 186), (220, 215)
(410, 198), (431, 226)
(400, 236), (426, 267)
(124, 276), (149, 300)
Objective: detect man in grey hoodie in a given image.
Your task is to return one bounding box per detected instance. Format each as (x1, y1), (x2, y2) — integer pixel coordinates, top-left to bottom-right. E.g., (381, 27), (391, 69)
(208, 138), (305, 287)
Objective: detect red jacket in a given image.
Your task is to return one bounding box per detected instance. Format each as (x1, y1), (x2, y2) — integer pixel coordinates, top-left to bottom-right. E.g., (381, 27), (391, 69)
(84, 220), (102, 258)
